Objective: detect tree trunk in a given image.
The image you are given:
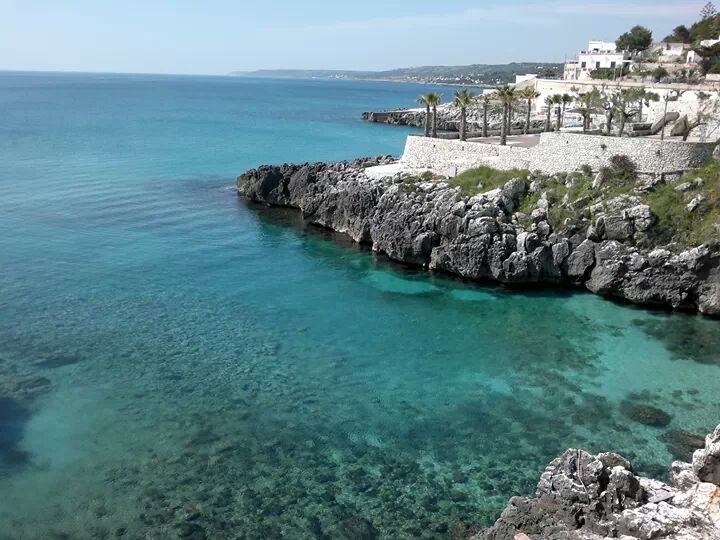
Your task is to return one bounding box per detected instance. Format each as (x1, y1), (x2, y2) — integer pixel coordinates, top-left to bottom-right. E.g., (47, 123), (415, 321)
(638, 100), (643, 123)
(460, 108), (467, 141)
(424, 105), (430, 137)
(561, 103), (566, 125)
(500, 103), (508, 145)
(432, 105), (438, 138)
(508, 103), (513, 135)
(582, 113), (588, 133)
(605, 110), (614, 135)
(524, 99), (531, 134)
(482, 103), (488, 137)
(555, 106), (561, 132)
(618, 115), (626, 137)
(545, 107), (551, 132)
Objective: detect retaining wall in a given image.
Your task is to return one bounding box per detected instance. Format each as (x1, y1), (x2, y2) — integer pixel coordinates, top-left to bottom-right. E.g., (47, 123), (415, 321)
(400, 133), (716, 176)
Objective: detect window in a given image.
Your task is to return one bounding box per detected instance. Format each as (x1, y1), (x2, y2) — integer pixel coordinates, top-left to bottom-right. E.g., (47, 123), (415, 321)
(581, 61), (587, 68)
(596, 61), (601, 69)
(611, 61), (616, 68)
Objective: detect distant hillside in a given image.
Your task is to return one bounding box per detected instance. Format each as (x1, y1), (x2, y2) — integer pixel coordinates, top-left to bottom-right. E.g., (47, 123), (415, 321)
(230, 63), (563, 86)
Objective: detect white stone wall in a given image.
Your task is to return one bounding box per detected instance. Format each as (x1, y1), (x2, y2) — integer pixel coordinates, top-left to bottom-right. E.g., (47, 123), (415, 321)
(531, 132), (715, 174)
(400, 133), (715, 176)
(400, 137), (531, 174)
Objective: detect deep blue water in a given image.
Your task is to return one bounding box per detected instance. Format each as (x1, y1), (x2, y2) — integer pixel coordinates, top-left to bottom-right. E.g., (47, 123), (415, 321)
(1, 71), (719, 540)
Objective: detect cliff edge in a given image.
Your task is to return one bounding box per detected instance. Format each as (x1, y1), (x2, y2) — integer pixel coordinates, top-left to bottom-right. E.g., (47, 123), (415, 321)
(237, 158), (720, 315)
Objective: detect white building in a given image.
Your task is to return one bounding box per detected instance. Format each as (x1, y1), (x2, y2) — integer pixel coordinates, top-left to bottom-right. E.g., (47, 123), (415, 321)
(658, 42), (688, 59)
(687, 37), (720, 63)
(563, 40), (631, 81)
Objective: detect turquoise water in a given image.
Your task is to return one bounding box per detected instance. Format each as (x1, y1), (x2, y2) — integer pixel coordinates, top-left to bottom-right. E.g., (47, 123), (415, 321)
(1, 71), (719, 540)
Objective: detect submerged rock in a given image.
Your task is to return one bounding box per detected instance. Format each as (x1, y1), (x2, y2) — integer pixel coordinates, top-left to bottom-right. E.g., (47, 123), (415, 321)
(659, 430), (707, 461)
(620, 401), (672, 427)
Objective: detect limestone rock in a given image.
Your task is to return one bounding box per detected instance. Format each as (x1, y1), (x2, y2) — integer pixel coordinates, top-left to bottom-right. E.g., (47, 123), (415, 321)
(237, 160), (720, 315)
(476, 424), (720, 540)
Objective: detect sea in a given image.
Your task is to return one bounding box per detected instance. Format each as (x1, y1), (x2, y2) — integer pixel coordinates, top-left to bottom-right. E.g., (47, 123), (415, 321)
(1, 71), (719, 539)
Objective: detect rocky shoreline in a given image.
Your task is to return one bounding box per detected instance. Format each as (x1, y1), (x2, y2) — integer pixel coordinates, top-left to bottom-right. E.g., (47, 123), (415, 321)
(236, 158), (720, 316)
(474, 424), (720, 539)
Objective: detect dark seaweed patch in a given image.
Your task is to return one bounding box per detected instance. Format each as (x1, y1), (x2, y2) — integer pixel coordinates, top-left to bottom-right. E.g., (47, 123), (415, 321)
(35, 355), (81, 369)
(658, 430), (706, 461)
(0, 397), (31, 467)
(632, 317), (720, 366)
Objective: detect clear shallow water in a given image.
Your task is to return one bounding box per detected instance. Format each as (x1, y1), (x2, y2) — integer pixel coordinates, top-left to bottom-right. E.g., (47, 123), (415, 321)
(1, 71), (719, 540)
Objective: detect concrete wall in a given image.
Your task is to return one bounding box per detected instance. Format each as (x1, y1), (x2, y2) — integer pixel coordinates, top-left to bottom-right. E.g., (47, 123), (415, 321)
(400, 133), (716, 177)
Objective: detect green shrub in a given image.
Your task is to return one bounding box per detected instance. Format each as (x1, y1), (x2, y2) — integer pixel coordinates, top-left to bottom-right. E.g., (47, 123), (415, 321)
(448, 166), (529, 196)
(646, 161), (720, 246)
(608, 155), (637, 182)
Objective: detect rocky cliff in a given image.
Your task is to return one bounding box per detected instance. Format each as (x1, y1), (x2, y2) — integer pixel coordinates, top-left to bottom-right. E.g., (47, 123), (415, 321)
(236, 158), (720, 315)
(473, 424), (720, 540)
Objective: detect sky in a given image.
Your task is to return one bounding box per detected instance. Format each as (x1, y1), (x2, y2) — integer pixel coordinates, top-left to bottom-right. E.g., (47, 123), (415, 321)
(0, 0), (705, 75)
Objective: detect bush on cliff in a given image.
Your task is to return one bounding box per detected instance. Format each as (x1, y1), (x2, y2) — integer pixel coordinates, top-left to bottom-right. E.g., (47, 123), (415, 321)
(449, 166), (529, 196)
(647, 160), (720, 246)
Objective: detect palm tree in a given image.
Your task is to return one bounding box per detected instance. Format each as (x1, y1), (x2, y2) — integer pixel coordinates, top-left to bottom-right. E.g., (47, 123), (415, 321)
(507, 90), (517, 136)
(519, 87), (541, 135)
(551, 94), (563, 131)
(453, 89), (475, 141)
(479, 93), (491, 137)
(495, 86), (515, 145)
(576, 89), (602, 133)
(544, 96), (554, 132)
(560, 94), (573, 126)
(417, 94), (432, 137)
(425, 92), (442, 138)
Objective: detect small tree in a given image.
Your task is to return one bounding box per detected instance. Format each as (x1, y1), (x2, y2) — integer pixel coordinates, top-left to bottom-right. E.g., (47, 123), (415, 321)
(479, 93), (491, 137)
(601, 89), (621, 135)
(615, 88), (640, 137)
(417, 95), (432, 137)
(453, 89), (475, 141)
(576, 89), (603, 133)
(551, 94), (563, 131)
(425, 92), (442, 138)
(662, 25), (690, 43)
(702, 1), (717, 19)
(519, 87), (541, 134)
(652, 66), (669, 82)
(561, 94), (573, 126)
(543, 95), (553, 132)
(495, 86), (515, 145)
(616, 25), (653, 52)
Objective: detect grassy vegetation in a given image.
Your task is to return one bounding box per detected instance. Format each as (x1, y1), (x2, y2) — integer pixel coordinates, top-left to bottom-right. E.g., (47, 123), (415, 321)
(448, 167), (529, 197)
(399, 170), (444, 193)
(646, 161), (720, 246)
(399, 159), (719, 246)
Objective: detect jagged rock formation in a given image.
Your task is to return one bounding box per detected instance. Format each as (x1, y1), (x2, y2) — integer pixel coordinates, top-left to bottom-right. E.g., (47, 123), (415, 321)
(473, 425), (720, 540)
(236, 159), (720, 315)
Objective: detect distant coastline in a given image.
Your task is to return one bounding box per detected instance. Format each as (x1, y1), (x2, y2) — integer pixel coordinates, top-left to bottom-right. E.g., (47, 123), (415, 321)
(230, 62), (562, 87)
